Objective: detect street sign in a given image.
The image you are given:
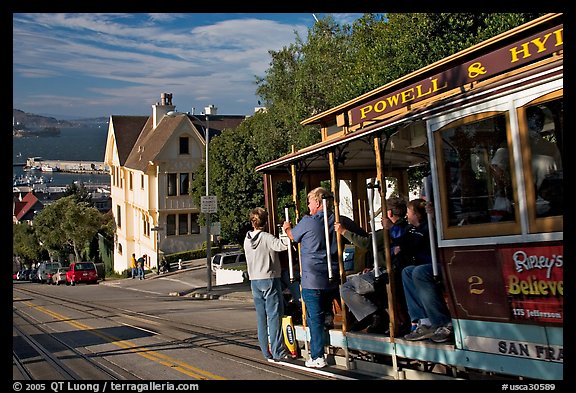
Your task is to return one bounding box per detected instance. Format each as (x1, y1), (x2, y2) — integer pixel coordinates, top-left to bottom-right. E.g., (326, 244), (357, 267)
(201, 195), (217, 213)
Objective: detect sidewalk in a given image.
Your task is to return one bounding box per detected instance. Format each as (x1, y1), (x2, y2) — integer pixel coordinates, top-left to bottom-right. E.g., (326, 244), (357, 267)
(149, 258), (253, 302)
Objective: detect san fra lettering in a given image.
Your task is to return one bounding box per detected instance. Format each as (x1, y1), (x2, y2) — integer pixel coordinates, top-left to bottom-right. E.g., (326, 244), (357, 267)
(507, 275), (563, 296)
(498, 341), (563, 361)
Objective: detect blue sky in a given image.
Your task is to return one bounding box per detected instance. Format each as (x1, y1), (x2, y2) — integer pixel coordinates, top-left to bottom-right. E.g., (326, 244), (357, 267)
(13, 13), (365, 119)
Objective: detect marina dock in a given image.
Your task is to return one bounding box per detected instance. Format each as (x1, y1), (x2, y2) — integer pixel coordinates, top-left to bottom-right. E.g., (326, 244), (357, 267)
(22, 157), (109, 174)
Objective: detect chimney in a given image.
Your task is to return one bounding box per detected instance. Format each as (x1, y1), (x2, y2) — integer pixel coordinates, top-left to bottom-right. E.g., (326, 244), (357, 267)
(152, 92), (175, 128)
(204, 104), (218, 116)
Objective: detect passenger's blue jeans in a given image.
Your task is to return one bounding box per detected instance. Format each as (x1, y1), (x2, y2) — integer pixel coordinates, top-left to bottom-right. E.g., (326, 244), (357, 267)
(402, 264), (451, 327)
(251, 278), (287, 360)
(301, 288), (330, 360)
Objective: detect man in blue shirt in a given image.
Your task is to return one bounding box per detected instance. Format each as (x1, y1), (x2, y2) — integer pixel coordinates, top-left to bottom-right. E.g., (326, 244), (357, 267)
(283, 187), (338, 369)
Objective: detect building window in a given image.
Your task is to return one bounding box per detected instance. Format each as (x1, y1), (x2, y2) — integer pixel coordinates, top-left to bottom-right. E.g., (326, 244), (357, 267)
(167, 173), (177, 196)
(141, 174), (145, 189)
(118, 243), (123, 255)
(191, 213), (200, 234)
(142, 214), (150, 237)
(178, 213), (189, 235)
(179, 136), (190, 155)
(116, 205), (122, 228)
(129, 172), (133, 190)
(180, 173), (190, 195)
(167, 214), (176, 236)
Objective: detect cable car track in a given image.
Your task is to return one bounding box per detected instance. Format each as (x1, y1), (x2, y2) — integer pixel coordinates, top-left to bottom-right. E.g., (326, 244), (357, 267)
(13, 308), (128, 380)
(13, 286), (347, 380)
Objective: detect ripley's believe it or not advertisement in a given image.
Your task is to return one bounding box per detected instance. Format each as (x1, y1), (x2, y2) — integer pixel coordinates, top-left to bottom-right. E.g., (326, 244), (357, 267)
(500, 244), (563, 324)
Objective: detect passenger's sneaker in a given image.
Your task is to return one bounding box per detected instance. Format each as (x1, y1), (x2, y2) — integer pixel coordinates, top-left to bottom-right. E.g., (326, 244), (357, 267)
(430, 325), (454, 343)
(403, 324), (435, 341)
(305, 356), (327, 368)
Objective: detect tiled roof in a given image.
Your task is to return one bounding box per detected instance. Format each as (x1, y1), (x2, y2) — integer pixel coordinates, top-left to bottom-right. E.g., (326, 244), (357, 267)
(110, 110), (246, 172)
(124, 114), (187, 172)
(109, 115), (149, 166)
(14, 192), (42, 221)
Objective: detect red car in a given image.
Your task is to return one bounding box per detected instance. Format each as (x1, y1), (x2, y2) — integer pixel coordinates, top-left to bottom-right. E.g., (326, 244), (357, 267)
(66, 262), (98, 286)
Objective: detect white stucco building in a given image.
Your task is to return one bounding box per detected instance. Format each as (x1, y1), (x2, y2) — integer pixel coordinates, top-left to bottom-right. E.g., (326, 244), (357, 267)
(104, 93), (245, 273)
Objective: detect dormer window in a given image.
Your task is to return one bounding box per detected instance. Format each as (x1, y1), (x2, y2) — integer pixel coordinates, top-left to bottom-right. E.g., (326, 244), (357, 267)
(179, 136), (189, 155)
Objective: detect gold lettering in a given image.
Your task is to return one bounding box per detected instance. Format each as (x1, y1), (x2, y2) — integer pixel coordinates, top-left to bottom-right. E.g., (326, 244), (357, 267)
(374, 100), (386, 113)
(508, 276), (564, 296)
(553, 28), (563, 47)
(416, 83), (432, 98)
(510, 42), (531, 63)
(538, 280), (548, 295)
(360, 105), (373, 119)
(509, 276), (520, 294)
(520, 279), (530, 294)
(431, 78), (448, 92)
(531, 33), (552, 53)
(468, 62), (487, 79)
(386, 94), (401, 107)
(401, 88), (415, 103)
(468, 275), (484, 295)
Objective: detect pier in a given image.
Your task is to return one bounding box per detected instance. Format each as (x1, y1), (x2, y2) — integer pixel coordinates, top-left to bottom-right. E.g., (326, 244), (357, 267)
(23, 157), (109, 174)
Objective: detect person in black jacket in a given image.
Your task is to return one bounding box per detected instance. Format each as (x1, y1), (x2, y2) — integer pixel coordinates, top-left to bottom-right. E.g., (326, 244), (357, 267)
(400, 199), (453, 343)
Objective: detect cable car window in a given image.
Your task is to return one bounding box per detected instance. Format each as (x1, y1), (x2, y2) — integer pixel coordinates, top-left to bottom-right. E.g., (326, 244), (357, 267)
(520, 96), (563, 232)
(436, 112), (520, 238)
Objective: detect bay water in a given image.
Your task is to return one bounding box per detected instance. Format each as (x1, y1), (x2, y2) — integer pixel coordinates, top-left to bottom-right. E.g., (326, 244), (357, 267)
(13, 126), (110, 187)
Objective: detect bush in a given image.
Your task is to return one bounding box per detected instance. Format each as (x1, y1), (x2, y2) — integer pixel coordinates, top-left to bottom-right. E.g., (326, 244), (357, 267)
(164, 247), (219, 265)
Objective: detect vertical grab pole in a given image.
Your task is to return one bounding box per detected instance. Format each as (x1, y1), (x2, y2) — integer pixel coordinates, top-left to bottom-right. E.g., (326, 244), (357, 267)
(322, 196), (333, 281)
(284, 204), (295, 282)
(366, 180), (381, 279)
(423, 177), (439, 278)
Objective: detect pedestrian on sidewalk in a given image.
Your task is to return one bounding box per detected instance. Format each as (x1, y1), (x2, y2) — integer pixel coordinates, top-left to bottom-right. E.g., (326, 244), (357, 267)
(137, 255), (146, 280)
(244, 207), (290, 362)
(130, 253), (138, 279)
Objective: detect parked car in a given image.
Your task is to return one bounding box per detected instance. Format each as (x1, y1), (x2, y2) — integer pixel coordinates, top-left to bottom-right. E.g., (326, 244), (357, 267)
(211, 250), (246, 272)
(66, 262), (98, 286)
(51, 267), (69, 285)
(37, 261), (62, 283)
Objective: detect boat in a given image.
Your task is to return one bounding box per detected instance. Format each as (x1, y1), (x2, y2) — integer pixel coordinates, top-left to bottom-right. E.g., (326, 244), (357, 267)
(41, 165), (59, 172)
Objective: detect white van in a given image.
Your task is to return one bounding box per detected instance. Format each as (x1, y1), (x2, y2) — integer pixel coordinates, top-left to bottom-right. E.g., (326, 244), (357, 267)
(210, 251), (246, 272)
(37, 261), (62, 284)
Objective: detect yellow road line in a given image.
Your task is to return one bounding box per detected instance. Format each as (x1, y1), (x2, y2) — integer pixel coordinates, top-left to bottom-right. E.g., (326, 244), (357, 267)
(21, 301), (225, 380)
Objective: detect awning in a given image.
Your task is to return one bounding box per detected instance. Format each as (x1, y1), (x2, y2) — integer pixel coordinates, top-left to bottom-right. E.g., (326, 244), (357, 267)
(255, 106), (431, 174)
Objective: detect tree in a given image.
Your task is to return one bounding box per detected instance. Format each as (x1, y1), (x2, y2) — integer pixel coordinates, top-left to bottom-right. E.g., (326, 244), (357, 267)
(65, 182), (93, 205)
(34, 195), (103, 262)
(13, 223), (42, 265)
(193, 13), (546, 243)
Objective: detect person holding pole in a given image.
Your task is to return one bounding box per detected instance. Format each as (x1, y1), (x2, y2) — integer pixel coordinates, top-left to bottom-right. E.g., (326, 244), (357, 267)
(244, 207), (290, 362)
(335, 197), (409, 333)
(400, 198), (453, 343)
(282, 187), (338, 369)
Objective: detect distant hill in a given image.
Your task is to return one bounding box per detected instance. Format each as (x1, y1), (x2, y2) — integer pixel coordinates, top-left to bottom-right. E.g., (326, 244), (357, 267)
(13, 109), (109, 129)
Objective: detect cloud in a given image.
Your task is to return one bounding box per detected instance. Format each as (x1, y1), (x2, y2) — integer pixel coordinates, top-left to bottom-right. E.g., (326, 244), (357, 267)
(13, 13), (311, 117)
